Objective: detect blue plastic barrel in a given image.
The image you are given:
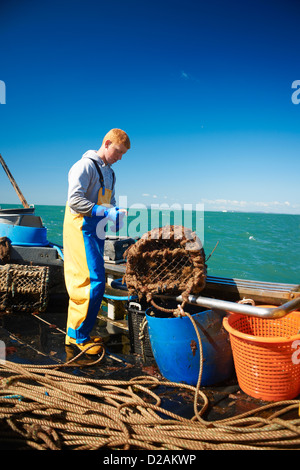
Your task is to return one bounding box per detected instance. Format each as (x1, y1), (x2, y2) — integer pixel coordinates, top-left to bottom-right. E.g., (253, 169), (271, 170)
(0, 223), (48, 246)
(145, 308), (234, 386)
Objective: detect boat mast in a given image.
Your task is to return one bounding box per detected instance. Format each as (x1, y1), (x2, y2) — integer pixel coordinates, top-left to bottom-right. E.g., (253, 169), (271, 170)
(0, 153), (30, 208)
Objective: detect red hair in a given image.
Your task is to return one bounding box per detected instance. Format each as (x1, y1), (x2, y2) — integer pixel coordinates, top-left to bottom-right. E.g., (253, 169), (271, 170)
(102, 128), (131, 149)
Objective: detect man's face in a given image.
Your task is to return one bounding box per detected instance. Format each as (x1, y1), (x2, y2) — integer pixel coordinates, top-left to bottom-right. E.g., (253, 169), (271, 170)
(104, 140), (128, 165)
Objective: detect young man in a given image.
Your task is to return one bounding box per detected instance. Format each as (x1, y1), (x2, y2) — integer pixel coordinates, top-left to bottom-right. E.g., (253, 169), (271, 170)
(63, 129), (130, 354)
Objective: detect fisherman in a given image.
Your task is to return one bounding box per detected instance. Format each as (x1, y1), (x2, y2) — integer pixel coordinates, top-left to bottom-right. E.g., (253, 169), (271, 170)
(63, 129), (130, 354)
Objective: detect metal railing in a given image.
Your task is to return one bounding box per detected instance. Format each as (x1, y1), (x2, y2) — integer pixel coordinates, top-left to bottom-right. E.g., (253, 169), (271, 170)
(110, 278), (300, 318)
(166, 294), (300, 318)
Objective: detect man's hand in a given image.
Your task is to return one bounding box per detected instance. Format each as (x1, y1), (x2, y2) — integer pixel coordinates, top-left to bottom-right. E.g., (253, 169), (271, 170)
(92, 205), (127, 233)
(110, 208), (127, 232)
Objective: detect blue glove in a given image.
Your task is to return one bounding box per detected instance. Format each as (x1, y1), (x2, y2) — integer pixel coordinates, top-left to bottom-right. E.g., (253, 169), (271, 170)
(92, 205), (126, 233)
(110, 210), (126, 232)
(91, 205), (119, 219)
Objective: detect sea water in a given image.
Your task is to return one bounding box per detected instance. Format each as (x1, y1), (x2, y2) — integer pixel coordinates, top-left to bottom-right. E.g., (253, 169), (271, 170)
(1, 204), (300, 285)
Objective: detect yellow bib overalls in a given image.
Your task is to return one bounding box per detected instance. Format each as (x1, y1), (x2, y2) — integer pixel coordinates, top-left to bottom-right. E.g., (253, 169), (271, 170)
(63, 161), (114, 343)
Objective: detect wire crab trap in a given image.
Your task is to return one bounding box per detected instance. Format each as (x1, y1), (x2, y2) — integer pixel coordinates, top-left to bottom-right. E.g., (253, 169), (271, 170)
(123, 225), (207, 313)
(0, 264), (50, 313)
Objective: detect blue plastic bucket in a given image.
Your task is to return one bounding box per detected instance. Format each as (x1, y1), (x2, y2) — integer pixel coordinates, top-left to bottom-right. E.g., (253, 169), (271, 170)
(145, 308), (234, 386)
(0, 223), (48, 246)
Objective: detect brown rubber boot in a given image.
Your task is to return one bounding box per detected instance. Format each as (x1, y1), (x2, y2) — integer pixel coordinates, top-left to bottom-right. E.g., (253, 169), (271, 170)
(65, 335), (103, 355)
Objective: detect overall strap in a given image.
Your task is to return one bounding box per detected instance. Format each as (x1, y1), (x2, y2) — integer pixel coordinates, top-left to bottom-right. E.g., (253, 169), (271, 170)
(111, 168), (116, 188)
(90, 159), (104, 188)
(90, 159), (115, 190)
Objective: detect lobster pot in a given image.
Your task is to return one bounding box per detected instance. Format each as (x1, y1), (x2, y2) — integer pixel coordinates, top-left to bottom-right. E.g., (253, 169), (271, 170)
(146, 308), (234, 386)
(123, 225), (207, 307)
(127, 302), (154, 363)
(0, 264), (49, 313)
(223, 307), (300, 401)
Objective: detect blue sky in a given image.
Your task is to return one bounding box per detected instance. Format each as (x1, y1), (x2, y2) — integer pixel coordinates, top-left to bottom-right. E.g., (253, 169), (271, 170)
(0, 0), (300, 214)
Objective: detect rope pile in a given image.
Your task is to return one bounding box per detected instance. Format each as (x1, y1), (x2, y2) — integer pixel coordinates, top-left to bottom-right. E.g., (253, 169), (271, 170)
(1, 309), (300, 450)
(123, 225), (207, 311)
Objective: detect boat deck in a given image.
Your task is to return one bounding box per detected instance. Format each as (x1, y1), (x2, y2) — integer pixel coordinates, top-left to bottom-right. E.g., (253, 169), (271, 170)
(0, 262), (300, 450)
(1, 303), (244, 419)
(0, 293), (298, 426)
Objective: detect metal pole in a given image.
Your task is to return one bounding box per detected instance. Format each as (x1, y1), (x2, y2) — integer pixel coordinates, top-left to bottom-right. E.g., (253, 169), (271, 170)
(0, 154), (30, 208)
(166, 294), (300, 318)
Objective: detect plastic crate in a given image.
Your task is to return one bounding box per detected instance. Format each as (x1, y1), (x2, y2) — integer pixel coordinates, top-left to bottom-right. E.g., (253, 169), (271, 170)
(127, 301), (154, 363)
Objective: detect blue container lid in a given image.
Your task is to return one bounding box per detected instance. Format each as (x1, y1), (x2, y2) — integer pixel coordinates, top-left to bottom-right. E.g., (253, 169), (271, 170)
(0, 222), (49, 246)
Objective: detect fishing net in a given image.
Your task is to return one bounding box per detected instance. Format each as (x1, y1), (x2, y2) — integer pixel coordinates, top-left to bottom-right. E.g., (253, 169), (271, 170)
(123, 225), (207, 311)
(0, 264), (49, 313)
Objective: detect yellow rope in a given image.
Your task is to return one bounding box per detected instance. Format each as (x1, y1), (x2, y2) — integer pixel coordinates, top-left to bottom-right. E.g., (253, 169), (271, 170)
(1, 356), (300, 450)
(1, 309), (300, 450)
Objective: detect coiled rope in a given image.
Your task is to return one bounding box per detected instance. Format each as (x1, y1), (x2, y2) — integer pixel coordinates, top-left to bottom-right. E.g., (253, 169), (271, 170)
(1, 309), (300, 450)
